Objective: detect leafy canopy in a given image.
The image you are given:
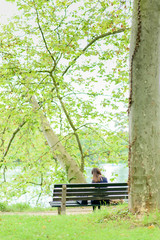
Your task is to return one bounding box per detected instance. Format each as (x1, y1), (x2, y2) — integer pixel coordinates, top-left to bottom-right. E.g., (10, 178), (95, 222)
(0, 0), (131, 204)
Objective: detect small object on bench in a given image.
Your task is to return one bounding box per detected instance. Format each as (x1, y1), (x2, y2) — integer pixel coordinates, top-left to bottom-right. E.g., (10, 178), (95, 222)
(76, 200), (88, 205)
(49, 183), (128, 215)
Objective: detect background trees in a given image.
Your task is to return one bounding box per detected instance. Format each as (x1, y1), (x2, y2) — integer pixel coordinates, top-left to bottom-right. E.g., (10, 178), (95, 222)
(0, 0), (130, 203)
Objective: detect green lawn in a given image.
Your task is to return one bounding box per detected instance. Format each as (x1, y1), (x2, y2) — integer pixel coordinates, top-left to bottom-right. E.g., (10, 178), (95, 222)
(0, 205), (160, 240)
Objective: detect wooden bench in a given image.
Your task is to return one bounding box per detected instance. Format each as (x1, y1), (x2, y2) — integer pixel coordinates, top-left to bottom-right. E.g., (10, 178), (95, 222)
(49, 183), (128, 215)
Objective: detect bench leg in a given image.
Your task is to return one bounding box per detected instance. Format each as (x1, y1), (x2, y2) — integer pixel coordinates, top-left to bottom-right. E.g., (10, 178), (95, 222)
(58, 185), (66, 215)
(61, 185), (66, 215)
(58, 206), (66, 215)
(61, 203), (66, 215)
(58, 207), (61, 215)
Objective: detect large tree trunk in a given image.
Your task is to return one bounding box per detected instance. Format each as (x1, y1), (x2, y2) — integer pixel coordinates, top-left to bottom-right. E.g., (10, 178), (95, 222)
(31, 95), (86, 183)
(128, 0), (160, 213)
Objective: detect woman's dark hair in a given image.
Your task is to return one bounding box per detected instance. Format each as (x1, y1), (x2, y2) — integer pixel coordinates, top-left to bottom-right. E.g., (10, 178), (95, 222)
(91, 168), (102, 183)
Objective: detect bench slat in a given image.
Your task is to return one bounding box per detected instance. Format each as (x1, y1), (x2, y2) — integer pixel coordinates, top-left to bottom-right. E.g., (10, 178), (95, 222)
(53, 195), (128, 201)
(53, 191), (128, 197)
(54, 183), (128, 188)
(49, 201), (111, 207)
(53, 187), (128, 193)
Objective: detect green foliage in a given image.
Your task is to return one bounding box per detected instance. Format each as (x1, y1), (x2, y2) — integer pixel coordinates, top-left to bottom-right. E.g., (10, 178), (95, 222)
(64, 128), (128, 166)
(0, 202), (31, 212)
(0, 0), (131, 202)
(0, 202), (9, 212)
(8, 203), (31, 211)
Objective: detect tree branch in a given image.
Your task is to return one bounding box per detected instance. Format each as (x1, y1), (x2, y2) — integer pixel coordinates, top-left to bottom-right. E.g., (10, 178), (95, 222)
(0, 121), (27, 165)
(0, 115), (12, 148)
(33, 0), (57, 70)
(62, 28), (129, 76)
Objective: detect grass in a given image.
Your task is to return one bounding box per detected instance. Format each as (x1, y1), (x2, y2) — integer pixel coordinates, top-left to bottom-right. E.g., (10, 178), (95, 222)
(0, 204), (160, 240)
(0, 202), (55, 212)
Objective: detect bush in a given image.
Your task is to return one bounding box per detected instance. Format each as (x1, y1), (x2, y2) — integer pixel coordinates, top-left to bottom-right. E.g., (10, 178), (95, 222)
(0, 202), (10, 212)
(0, 202), (31, 212)
(10, 203), (30, 212)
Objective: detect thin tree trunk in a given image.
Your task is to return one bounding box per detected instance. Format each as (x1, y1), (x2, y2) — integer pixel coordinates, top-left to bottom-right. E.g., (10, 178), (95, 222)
(31, 95), (86, 183)
(128, 0), (160, 213)
(50, 73), (85, 172)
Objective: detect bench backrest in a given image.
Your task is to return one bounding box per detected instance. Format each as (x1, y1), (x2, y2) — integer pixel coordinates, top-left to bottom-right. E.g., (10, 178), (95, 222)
(52, 183), (128, 202)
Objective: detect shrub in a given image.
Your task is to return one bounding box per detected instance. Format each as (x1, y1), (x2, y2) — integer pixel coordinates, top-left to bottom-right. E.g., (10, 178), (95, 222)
(0, 202), (10, 212)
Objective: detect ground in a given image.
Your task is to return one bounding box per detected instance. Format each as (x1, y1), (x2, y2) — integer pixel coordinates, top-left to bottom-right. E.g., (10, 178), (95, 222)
(0, 207), (93, 215)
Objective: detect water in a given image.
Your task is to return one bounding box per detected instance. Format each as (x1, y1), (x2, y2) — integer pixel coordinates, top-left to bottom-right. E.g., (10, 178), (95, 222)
(0, 163), (128, 207)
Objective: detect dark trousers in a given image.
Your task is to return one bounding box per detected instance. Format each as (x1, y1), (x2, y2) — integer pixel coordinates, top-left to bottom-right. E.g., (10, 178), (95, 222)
(92, 200), (101, 211)
(93, 205), (101, 211)
(92, 199), (110, 211)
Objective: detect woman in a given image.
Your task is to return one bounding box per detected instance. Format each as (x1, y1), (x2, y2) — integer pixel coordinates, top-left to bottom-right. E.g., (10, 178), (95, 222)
(91, 168), (109, 210)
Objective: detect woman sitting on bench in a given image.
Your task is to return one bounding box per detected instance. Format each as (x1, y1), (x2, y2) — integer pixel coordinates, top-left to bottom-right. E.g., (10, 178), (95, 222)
(91, 168), (110, 210)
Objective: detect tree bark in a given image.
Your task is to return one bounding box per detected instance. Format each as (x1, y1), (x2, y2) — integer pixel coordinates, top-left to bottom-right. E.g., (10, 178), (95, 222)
(129, 0), (160, 213)
(31, 95), (86, 183)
